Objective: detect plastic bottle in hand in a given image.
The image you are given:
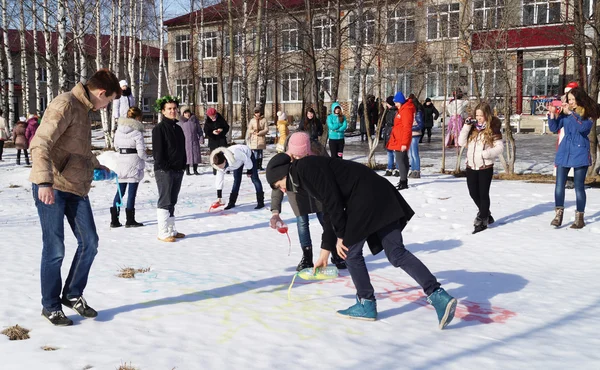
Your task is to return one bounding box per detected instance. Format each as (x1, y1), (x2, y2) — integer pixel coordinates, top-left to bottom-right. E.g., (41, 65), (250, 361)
(275, 221), (288, 234)
(297, 266), (339, 280)
(93, 168), (117, 181)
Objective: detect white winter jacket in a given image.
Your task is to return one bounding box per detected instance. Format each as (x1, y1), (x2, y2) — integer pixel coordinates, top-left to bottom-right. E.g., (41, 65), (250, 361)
(114, 117), (147, 183)
(458, 119), (503, 170)
(445, 98), (469, 117)
(210, 145), (254, 191)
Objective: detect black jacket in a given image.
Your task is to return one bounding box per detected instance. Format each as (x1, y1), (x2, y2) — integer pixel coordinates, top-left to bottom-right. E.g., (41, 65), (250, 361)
(288, 156), (414, 254)
(204, 113), (230, 150)
(298, 117), (324, 142)
(152, 117), (187, 172)
(382, 106), (397, 147)
(423, 103), (440, 129)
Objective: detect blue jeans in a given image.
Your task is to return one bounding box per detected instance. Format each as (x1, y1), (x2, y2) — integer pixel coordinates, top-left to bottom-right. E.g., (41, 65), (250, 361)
(113, 182), (139, 209)
(409, 136), (421, 171)
(296, 212), (324, 247)
(32, 184), (99, 311)
(232, 153), (263, 194)
(555, 166), (588, 212)
(386, 150), (395, 170)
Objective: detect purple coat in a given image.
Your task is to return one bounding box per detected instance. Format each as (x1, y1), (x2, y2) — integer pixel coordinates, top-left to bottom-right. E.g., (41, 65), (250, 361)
(181, 114), (204, 165)
(25, 118), (39, 146)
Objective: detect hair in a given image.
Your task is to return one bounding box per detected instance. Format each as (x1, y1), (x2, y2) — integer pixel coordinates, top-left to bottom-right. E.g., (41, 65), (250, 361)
(86, 69), (122, 99)
(155, 95), (180, 112)
(411, 96), (423, 112)
(212, 152), (226, 166)
(126, 107), (143, 120)
(0, 109), (3, 115)
(567, 87), (600, 120)
(468, 102), (501, 146)
(334, 105), (344, 123)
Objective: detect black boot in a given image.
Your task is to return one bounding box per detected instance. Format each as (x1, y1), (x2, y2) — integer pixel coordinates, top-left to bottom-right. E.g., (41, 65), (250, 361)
(193, 164), (200, 175)
(224, 192), (238, 210)
(473, 216), (488, 234)
(186, 165), (192, 175)
(255, 191), (265, 209)
(296, 246), (314, 271)
(125, 208), (144, 228)
(330, 249), (347, 269)
(110, 207), (122, 228)
(396, 180), (408, 190)
(257, 158), (264, 171)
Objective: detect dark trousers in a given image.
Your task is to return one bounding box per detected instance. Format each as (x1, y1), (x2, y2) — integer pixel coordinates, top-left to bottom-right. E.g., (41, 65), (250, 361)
(0, 140), (4, 160)
(113, 182), (139, 209)
(329, 139), (345, 158)
(394, 150), (410, 181)
(420, 128), (432, 141)
(231, 152), (263, 194)
(345, 222), (440, 301)
(466, 167), (494, 219)
(17, 149), (30, 165)
(155, 169), (184, 216)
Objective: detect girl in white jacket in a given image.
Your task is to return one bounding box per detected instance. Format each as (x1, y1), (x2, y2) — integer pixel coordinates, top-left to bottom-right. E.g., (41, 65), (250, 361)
(110, 107), (147, 228)
(458, 102), (503, 234)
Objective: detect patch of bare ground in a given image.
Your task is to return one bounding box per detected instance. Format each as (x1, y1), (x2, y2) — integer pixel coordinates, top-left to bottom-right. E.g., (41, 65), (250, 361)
(117, 267), (151, 279)
(2, 325), (30, 340)
(117, 362), (138, 370)
(41, 345), (59, 351)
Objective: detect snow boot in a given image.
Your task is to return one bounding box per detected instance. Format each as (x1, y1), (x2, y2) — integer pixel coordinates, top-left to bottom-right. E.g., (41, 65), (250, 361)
(255, 191), (265, 209)
(125, 208), (144, 228)
(570, 211), (585, 229)
(472, 216), (488, 234)
(186, 165), (192, 176)
(396, 180), (408, 190)
(384, 169), (393, 177)
(427, 288), (457, 329)
(157, 208), (176, 242)
(550, 207), (564, 227)
(224, 192), (238, 210)
(110, 207), (122, 228)
(167, 216), (185, 238)
(412, 170), (421, 179)
(337, 295), (377, 321)
(475, 212), (495, 225)
(330, 251), (347, 270)
(296, 246), (314, 271)
(392, 169), (400, 177)
(193, 164), (200, 175)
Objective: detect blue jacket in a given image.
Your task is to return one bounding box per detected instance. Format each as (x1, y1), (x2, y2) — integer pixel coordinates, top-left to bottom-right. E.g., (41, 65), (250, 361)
(412, 110), (424, 134)
(548, 112), (592, 168)
(327, 102), (347, 140)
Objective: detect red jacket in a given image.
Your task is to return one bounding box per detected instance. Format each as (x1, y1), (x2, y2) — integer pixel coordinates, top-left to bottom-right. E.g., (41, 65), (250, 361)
(386, 100), (415, 151)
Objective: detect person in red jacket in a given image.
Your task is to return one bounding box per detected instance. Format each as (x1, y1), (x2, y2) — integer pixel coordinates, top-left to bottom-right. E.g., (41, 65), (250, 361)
(386, 92), (415, 190)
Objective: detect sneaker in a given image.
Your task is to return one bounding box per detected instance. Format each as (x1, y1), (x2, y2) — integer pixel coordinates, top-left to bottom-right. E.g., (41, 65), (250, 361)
(384, 169), (393, 177)
(296, 256), (314, 272)
(173, 232), (186, 239)
(392, 169), (400, 177)
(426, 288), (457, 329)
(42, 308), (73, 326)
(337, 296), (377, 321)
(61, 296), (98, 318)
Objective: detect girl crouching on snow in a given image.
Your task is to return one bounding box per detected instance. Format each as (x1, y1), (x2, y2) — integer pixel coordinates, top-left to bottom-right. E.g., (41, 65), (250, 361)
(458, 103), (503, 234)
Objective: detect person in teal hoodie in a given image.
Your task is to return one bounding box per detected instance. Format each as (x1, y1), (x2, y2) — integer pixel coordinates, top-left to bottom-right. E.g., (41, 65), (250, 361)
(327, 102), (347, 158)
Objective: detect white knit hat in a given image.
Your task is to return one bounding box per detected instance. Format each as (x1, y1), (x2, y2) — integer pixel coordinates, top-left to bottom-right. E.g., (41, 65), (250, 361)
(277, 111), (287, 120)
(119, 80), (128, 87)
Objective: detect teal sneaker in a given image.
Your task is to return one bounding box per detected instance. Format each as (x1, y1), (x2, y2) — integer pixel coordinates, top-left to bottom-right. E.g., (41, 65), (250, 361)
(427, 288), (457, 329)
(337, 296), (377, 321)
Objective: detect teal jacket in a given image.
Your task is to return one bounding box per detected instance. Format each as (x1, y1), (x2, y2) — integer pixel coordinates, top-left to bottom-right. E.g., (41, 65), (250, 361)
(327, 102), (347, 140)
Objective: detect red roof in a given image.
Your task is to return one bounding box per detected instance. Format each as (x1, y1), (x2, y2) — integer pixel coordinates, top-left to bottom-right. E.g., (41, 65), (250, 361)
(472, 24), (576, 51)
(0, 28), (164, 59)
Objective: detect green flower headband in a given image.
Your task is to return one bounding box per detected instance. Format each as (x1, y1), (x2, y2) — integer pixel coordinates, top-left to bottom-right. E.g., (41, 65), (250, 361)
(154, 95), (181, 113)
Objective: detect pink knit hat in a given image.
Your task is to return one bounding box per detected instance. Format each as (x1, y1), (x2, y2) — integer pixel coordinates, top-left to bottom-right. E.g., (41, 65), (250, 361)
(286, 132), (312, 158)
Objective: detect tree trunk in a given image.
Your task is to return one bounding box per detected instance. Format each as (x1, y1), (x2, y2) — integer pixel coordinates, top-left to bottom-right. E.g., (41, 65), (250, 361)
(251, 0), (263, 109)
(1, 0), (15, 129)
(57, 0), (68, 94)
(96, 0), (112, 148)
(257, 3), (268, 111)
(32, 0), (42, 115)
(240, 0), (249, 139)
(196, 0), (208, 111)
(19, 0), (29, 116)
(137, 0), (145, 106)
(79, 1), (87, 83)
(110, 0), (116, 71)
(157, 0), (165, 121)
(330, 0), (341, 103)
(43, 0), (54, 102)
(227, 0), (235, 141)
(128, 0), (137, 100)
(349, 0), (364, 132)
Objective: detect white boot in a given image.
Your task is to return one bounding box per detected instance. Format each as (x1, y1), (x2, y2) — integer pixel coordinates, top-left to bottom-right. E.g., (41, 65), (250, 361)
(167, 216), (185, 239)
(157, 209), (175, 242)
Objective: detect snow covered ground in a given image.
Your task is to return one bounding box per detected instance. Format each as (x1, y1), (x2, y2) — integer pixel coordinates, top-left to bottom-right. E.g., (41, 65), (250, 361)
(0, 134), (599, 370)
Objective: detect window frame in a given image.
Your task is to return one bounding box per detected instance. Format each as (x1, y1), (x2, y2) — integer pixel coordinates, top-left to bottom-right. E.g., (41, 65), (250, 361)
(387, 8), (415, 43)
(281, 72), (303, 102)
(175, 34), (191, 62)
(522, 0), (561, 26)
(427, 3), (460, 40)
(473, 0), (505, 30)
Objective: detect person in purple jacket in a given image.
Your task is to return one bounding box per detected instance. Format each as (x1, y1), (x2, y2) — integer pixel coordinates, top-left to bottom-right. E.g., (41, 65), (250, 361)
(179, 105), (204, 175)
(548, 87), (599, 229)
(25, 114), (40, 147)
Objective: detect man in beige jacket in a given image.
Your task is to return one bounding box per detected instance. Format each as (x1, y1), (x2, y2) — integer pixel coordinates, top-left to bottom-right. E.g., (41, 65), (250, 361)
(29, 69), (121, 326)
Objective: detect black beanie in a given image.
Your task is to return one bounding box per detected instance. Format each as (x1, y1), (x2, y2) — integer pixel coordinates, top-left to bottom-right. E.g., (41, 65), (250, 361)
(386, 96), (394, 106)
(266, 153), (292, 187)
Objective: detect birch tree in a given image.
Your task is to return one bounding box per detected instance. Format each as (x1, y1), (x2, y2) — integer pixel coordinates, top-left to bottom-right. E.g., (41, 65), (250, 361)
(240, 0), (249, 137)
(96, 0), (112, 147)
(20, 0), (30, 115)
(157, 0), (165, 121)
(348, 1), (365, 132)
(127, 0), (137, 100)
(57, 0), (68, 93)
(226, 0), (235, 138)
(1, 0), (15, 129)
(196, 0), (208, 111)
(33, 0), (42, 114)
(137, 0), (145, 106)
(42, 0), (54, 101)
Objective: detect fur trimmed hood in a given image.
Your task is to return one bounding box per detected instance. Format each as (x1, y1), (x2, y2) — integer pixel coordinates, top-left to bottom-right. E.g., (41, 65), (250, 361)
(210, 146), (236, 171)
(117, 117), (145, 132)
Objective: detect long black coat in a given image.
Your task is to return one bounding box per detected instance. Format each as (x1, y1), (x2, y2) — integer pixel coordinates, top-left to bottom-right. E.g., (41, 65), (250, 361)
(288, 156), (414, 254)
(204, 113), (229, 150)
(152, 117), (187, 172)
(382, 106), (397, 147)
(423, 103), (440, 129)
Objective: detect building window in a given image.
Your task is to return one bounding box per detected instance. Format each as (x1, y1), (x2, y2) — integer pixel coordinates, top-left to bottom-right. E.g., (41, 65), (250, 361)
(38, 68), (47, 82)
(426, 64), (459, 97)
(348, 69), (375, 101)
(385, 69), (412, 97)
(317, 71), (333, 102)
(427, 3), (460, 40)
(175, 34), (191, 62)
(523, 0), (561, 25)
(472, 62), (507, 97)
(224, 32), (243, 57)
(224, 76), (242, 103)
(203, 32), (218, 59)
(266, 80), (273, 103)
(281, 23), (299, 52)
(176, 79), (192, 104)
(202, 77), (218, 104)
(39, 97), (47, 112)
(142, 97), (150, 112)
(142, 71), (150, 85)
(387, 9), (415, 43)
(314, 18), (336, 50)
(474, 0), (504, 30)
(522, 59), (560, 96)
(281, 72), (302, 102)
(349, 11), (376, 46)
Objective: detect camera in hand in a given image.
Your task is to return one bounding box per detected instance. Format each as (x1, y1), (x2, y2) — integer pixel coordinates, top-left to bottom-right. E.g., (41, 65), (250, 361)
(551, 100), (563, 113)
(466, 118), (478, 125)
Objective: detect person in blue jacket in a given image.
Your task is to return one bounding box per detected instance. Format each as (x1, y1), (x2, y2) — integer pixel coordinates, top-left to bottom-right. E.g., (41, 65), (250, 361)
(327, 102), (347, 158)
(548, 87), (599, 229)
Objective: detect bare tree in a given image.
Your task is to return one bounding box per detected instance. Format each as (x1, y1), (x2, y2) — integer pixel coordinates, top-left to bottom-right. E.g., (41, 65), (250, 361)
(32, 0), (42, 115)
(157, 0), (165, 121)
(42, 0), (55, 102)
(240, 0), (249, 138)
(57, 0), (68, 93)
(19, 0), (30, 115)
(226, 0), (234, 139)
(1, 0), (15, 129)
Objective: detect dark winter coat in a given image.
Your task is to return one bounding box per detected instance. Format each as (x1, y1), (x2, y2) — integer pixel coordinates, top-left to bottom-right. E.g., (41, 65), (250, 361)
(358, 100), (378, 134)
(382, 106), (397, 147)
(423, 101), (439, 129)
(12, 121), (28, 150)
(25, 117), (39, 146)
(204, 113), (229, 151)
(288, 156), (415, 253)
(181, 114), (203, 165)
(549, 110), (593, 168)
(152, 117), (187, 172)
(298, 117), (324, 142)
